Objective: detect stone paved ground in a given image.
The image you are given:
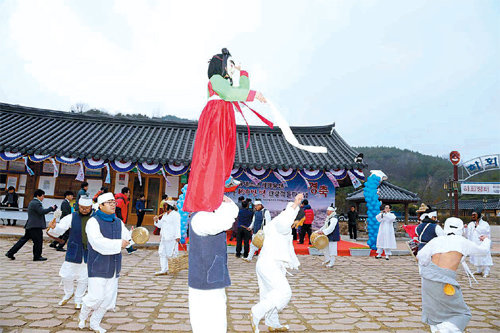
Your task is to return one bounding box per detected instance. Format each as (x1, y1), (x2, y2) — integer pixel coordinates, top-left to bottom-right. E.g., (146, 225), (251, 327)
(0, 238), (499, 333)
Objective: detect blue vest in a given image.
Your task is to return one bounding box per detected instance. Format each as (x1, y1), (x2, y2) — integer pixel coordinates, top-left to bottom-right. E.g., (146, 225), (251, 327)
(188, 214), (231, 290)
(65, 212), (88, 264)
(252, 210), (266, 233)
(87, 213), (122, 278)
(327, 216), (340, 242)
(416, 221), (437, 251)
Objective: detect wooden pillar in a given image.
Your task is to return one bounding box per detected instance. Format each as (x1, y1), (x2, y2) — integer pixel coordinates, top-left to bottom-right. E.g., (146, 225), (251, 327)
(404, 202), (409, 223)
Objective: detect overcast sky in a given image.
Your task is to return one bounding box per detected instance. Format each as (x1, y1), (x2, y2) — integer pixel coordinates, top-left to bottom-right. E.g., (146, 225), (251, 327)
(0, 0), (498, 161)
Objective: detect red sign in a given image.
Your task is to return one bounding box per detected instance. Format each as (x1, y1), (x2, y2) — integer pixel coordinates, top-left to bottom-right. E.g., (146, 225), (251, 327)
(450, 151), (461, 165)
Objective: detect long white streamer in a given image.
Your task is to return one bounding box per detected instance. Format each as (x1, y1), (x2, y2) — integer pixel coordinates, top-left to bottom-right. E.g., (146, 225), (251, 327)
(267, 100), (328, 154)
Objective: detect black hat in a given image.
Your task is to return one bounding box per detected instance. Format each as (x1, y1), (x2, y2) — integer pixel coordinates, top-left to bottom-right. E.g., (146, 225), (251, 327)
(472, 206), (483, 215)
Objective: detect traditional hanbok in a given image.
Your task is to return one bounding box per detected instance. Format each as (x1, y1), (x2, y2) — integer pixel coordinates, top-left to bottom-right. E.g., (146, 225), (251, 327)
(251, 202), (300, 333)
(466, 219), (493, 276)
(78, 208), (131, 333)
(154, 210), (181, 274)
(417, 232), (491, 332)
(188, 200), (239, 333)
(318, 210), (339, 267)
(48, 211), (91, 308)
(376, 212), (397, 258)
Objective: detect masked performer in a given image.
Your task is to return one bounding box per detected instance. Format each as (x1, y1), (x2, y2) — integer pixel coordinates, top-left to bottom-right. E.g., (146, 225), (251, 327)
(466, 207), (493, 278)
(153, 198), (181, 275)
(250, 193), (303, 333)
(188, 195), (239, 333)
(183, 48), (268, 213)
(48, 196), (93, 309)
(78, 193), (132, 333)
(375, 204), (397, 260)
(316, 205), (339, 268)
(417, 217), (491, 333)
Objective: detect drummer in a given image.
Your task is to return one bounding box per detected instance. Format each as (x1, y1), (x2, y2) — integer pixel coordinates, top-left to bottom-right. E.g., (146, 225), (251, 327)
(316, 205), (339, 268)
(245, 200), (271, 262)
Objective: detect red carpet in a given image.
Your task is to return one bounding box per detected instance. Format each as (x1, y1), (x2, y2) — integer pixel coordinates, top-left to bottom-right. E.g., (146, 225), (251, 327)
(225, 233), (365, 256)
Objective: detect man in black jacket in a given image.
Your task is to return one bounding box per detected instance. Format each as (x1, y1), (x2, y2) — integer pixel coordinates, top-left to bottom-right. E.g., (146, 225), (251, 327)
(50, 191), (74, 251)
(347, 206), (359, 240)
(2, 186), (19, 226)
(5, 189), (57, 261)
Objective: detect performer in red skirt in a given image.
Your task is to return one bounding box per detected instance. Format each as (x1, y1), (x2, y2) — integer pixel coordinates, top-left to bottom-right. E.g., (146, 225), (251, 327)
(184, 48), (268, 213)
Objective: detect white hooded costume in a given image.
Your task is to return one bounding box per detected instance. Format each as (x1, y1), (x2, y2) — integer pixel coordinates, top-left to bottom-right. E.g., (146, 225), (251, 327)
(417, 217), (491, 333)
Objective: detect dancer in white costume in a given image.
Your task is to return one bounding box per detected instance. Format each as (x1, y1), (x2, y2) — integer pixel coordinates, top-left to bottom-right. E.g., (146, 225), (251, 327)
(417, 217), (491, 333)
(48, 196), (93, 309)
(188, 196), (239, 333)
(316, 206), (339, 268)
(153, 198), (181, 275)
(250, 193), (303, 333)
(78, 193), (132, 333)
(375, 204), (397, 260)
(466, 207), (493, 278)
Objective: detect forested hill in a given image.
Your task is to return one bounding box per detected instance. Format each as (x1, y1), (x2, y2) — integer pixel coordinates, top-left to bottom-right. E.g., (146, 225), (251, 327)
(352, 147), (499, 205)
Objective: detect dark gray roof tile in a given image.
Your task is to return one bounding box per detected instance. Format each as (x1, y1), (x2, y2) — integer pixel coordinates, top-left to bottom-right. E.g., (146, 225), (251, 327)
(0, 102), (365, 170)
(347, 180), (420, 203)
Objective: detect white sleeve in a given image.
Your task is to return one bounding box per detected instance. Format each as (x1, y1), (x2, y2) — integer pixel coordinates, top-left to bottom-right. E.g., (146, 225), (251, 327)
(322, 217), (338, 236)
(86, 218), (123, 255)
(264, 210), (272, 224)
(121, 221), (131, 240)
(465, 238), (491, 256)
(248, 215), (255, 230)
(48, 214), (72, 236)
(435, 225), (445, 237)
(174, 213), (181, 239)
(376, 213), (383, 222)
(191, 201), (239, 236)
(274, 204), (300, 234)
(416, 241), (433, 267)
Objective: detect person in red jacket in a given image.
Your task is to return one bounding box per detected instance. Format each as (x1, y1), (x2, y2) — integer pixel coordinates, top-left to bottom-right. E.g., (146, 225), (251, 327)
(115, 187), (136, 254)
(299, 200), (314, 245)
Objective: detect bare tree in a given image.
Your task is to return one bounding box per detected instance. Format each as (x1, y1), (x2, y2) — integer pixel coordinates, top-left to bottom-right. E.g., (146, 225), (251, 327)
(70, 103), (89, 113)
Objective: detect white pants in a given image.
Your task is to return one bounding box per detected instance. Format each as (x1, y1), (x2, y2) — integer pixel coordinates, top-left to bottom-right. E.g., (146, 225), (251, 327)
(376, 248), (392, 256)
(430, 321), (461, 333)
(159, 239), (178, 272)
(59, 261), (88, 304)
(189, 287), (227, 333)
(474, 265), (491, 275)
(80, 277), (118, 328)
(247, 235), (260, 260)
(321, 241), (337, 265)
(252, 258), (291, 328)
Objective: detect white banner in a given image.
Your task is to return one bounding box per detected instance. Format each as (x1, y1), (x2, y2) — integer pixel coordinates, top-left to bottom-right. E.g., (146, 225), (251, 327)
(461, 182), (500, 195)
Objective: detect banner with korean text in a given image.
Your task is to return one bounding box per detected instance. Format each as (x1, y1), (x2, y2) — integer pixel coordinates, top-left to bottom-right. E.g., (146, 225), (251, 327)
(460, 182), (500, 195)
(226, 172), (336, 229)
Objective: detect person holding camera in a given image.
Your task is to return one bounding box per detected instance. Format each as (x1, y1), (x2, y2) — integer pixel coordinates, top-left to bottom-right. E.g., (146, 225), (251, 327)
(5, 189), (57, 261)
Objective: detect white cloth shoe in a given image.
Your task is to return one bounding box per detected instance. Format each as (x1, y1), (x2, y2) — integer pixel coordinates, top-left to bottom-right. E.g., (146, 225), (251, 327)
(58, 294), (73, 306)
(90, 324), (107, 333)
(326, 262), (334, 268)
(75, 303), (82, 309)
(78, 319), (86, 329)
(155, 270), (168, 276)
